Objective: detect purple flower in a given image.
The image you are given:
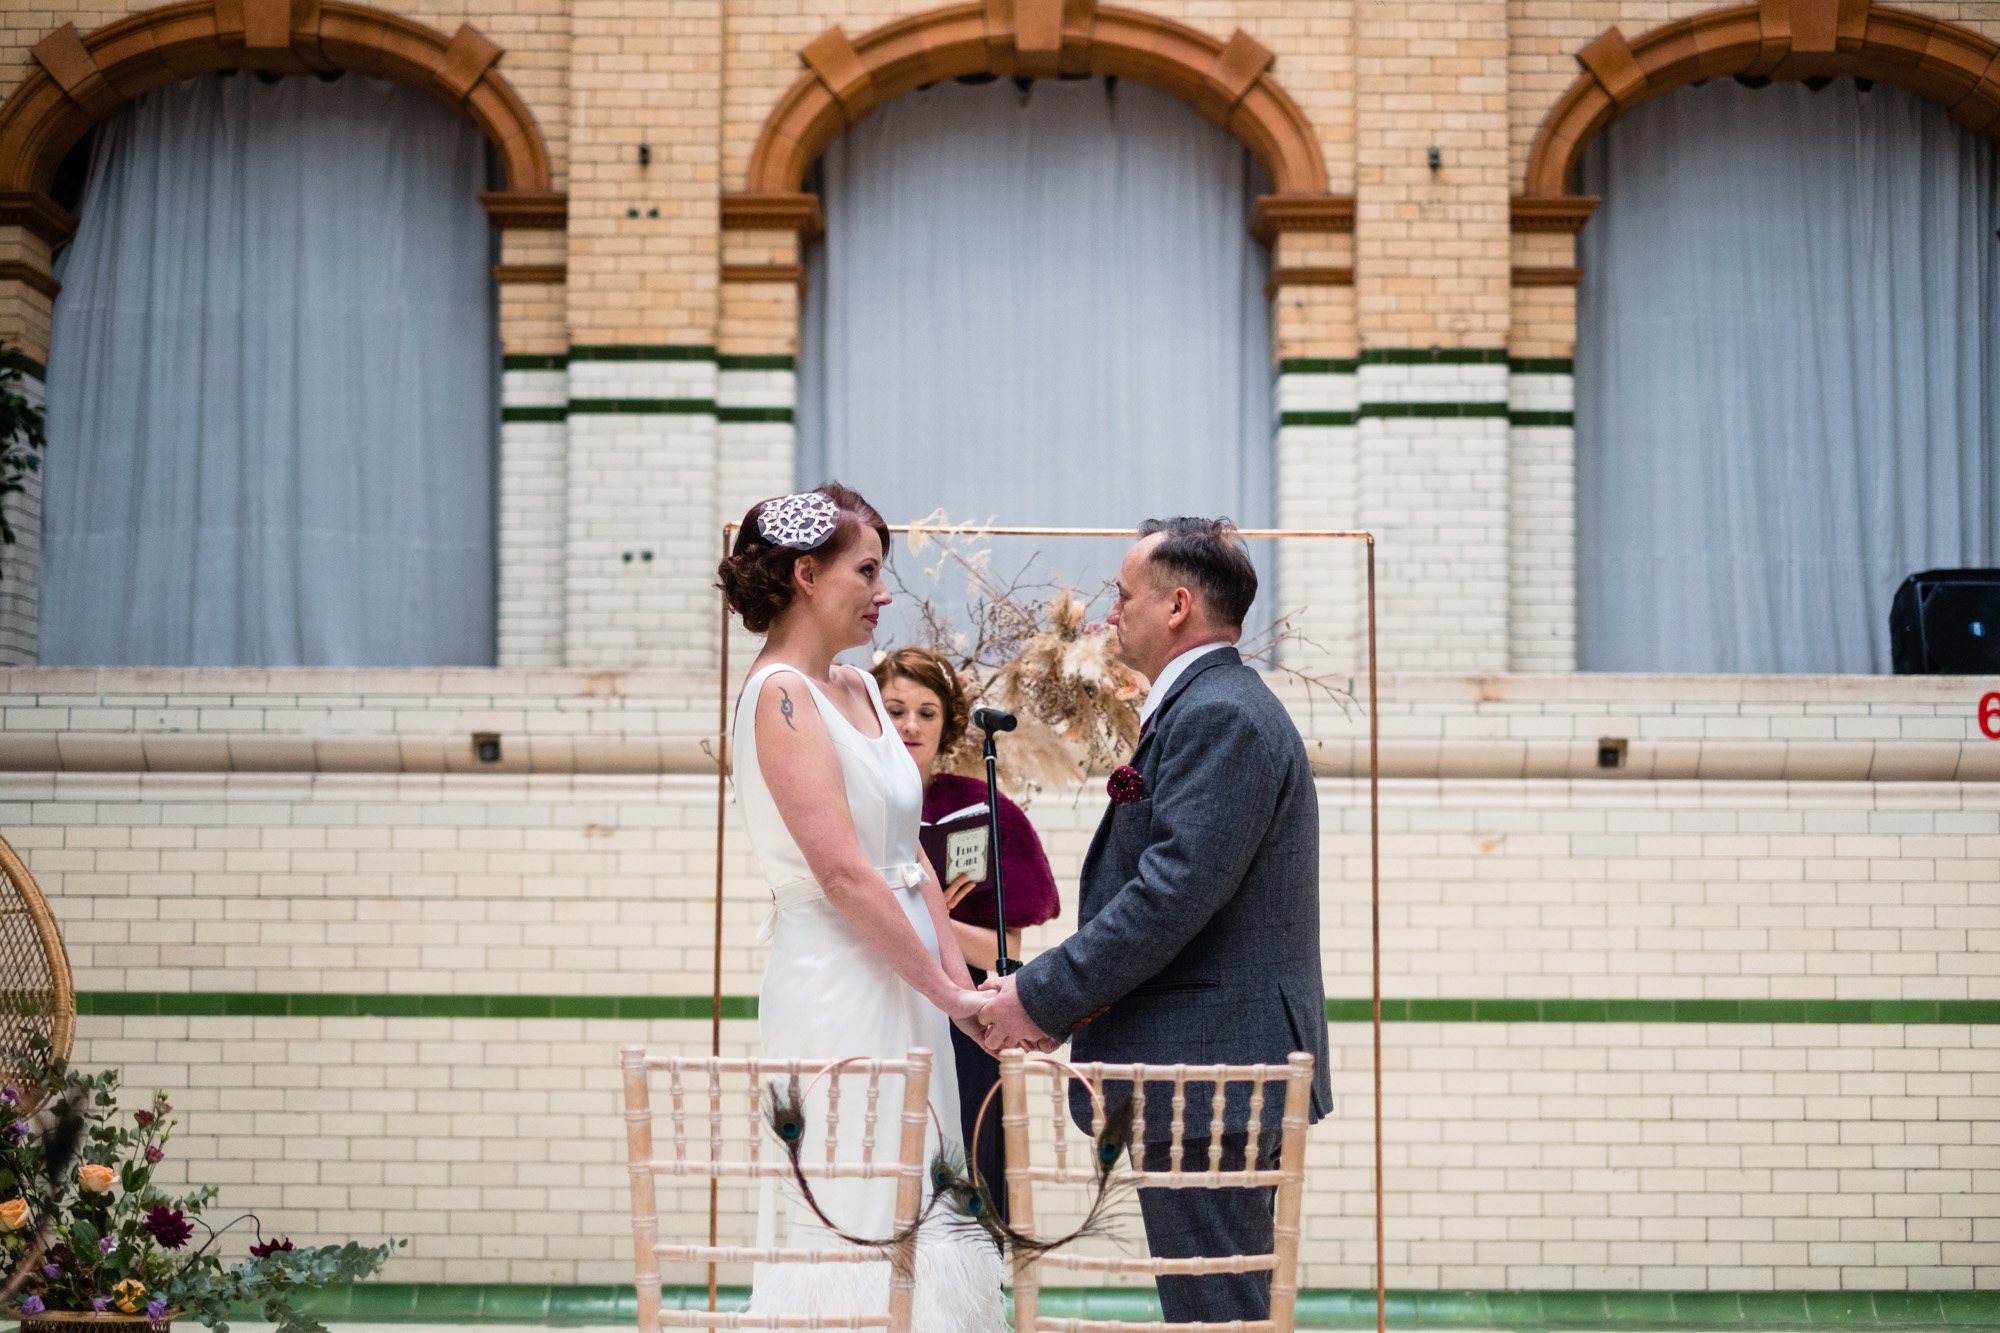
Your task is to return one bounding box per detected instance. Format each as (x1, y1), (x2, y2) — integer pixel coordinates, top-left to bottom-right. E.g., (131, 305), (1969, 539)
(144, 1146), (163, 1165)
(41, 1263), (59, 1279)
(98, 1236), (116, 1255)
(0, 1086), (16, 1105)
(2, 1119), (25, 1144)
(92, 1299), (110, 1313)
(1106, 764), (1146, 805)
(146, 1300), (166, 1321)
(20, 1296), (43, 1316)
(143, 1205), (193, 1250)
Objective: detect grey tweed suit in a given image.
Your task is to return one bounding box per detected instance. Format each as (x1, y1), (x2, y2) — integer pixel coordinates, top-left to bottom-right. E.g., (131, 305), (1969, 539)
(1013, 645), (1331, 1324)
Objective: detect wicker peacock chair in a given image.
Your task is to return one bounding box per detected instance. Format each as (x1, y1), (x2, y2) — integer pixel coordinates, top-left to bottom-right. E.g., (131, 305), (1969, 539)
(0, 832), (74, 1084)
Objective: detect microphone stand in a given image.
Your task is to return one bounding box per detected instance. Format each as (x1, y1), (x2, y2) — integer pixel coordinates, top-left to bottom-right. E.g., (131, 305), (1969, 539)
(975, 709), (1020, 976)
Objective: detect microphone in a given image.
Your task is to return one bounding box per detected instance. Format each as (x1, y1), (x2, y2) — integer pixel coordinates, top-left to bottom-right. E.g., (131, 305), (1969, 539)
(972, 707), (1017, 733)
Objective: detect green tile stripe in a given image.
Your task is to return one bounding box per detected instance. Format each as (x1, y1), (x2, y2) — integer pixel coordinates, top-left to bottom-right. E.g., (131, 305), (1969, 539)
(1509, 409), (1575, 427)
(74, 993), (2000, 1024)
(1326, 998), (2000, 1025)
(717, 406), (794, 424)
(1508, 356), (1574, 374)
(567, 345), (716, 362)
(276, 1285), (2000, 1328)
(718, 353), (795, 371)
(1357, 401), (1509, 419)
(567, 398), (716, 415)
(75, 992), (756, 1020)
(1279, 357), (1361, 374)
(502, 353), (569, 371)
(500, 406), (569, 424)
(1359, 348), (1510, 365)
(1280, 410), (1357, 427)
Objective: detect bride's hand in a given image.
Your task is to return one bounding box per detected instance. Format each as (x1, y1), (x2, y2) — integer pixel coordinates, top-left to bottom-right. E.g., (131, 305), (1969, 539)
(944, 987), (991, 1023)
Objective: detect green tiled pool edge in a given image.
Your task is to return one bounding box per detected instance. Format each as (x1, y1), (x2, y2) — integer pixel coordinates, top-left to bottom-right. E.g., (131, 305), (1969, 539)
(276, 1285), (2000, 1328)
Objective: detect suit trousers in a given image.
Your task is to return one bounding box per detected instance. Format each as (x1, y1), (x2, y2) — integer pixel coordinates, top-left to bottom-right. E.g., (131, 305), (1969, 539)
(1138, 1134), (1279, 1324)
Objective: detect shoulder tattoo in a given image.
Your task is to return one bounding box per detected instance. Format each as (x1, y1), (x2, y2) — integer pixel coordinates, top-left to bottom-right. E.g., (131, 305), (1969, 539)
(778, 686), (797, 731)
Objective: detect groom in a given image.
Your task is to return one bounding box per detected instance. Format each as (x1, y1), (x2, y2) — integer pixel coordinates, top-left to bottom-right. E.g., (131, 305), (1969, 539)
(978, 516), (1332, 1324)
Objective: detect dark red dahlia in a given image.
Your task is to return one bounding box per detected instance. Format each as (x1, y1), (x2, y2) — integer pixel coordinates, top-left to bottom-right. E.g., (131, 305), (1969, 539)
(1106, 765), (1146, 805)
(249, 1238), (293, 1259)
(144, 1205), (194, 1250)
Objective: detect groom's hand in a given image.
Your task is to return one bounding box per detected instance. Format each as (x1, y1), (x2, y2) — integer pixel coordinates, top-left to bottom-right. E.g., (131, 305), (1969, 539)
(976, 974), (1058, 1054)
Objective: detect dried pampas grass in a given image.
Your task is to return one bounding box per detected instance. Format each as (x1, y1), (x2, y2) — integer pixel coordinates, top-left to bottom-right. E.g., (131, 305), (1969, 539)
(934, 592), (1145, 795)
(888, 519), (1144, 802)
(885, 515), (1356, 803)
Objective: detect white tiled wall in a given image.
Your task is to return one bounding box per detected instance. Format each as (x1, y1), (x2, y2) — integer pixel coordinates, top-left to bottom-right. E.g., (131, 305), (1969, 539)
(26, 770), (2000, 1289)
(1508, 369), (1574, 673)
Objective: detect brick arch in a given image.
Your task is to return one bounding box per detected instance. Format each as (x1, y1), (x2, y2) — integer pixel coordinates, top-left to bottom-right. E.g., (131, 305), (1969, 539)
(733, 0), (1338, 238)
(1522, 0), (2000, 200)
(0, 0), (559, 237)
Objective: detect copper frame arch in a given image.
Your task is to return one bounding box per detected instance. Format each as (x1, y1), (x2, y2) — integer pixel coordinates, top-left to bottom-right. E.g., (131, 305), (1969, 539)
(0, 0), (557, 234)
(734, 0), (1341, 240)
(1521, 0), (2000, 200)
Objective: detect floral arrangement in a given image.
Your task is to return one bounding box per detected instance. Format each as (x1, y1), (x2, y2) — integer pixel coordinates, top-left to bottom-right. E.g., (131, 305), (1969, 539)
(1, 1041), (398, 1333)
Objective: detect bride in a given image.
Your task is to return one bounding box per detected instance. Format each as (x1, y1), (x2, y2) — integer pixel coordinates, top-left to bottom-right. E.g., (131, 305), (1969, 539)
(719, 484), (1005, 1330)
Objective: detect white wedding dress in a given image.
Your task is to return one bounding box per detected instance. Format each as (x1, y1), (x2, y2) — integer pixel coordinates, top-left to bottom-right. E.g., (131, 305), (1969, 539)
(733, 661), (1005, 1331)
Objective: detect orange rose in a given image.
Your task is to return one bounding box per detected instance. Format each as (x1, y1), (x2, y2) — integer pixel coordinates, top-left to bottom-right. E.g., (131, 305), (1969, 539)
(78, 1163), (116, 1193)
(113, 1279), (146, 1314)
(0, 1198), (27, 1230)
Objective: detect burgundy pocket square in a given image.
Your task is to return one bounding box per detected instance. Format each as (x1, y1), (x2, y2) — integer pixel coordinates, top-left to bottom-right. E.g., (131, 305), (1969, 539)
(1107, 765), (1145, 804)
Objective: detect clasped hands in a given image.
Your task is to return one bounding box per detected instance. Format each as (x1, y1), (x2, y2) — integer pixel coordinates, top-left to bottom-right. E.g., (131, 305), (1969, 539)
(957, 974), (1061, 1055)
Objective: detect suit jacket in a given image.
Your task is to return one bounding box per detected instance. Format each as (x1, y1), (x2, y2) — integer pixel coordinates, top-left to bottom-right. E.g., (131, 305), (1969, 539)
(1014, 646), (1333, 1141)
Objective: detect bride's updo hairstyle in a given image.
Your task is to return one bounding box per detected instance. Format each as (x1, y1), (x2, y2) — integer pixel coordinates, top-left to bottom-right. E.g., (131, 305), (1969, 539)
(718, 482), (891, 633)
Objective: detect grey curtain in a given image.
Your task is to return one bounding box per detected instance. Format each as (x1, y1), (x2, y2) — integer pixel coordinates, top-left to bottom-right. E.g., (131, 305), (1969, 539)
(42, 72), (498, 666)
(1575, 79), (2000, 673)
(797, 76), (1273, 642)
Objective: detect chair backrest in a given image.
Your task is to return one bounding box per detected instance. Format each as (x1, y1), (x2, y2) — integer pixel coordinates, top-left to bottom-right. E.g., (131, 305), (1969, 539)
(999, 1050), (1316, 1333)
(619, 1045), (934, 1332)
(0, 831), (74, 1088)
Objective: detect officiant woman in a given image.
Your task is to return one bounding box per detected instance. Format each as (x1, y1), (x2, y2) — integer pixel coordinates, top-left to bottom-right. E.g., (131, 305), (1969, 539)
(874, 646), (1059, 1214)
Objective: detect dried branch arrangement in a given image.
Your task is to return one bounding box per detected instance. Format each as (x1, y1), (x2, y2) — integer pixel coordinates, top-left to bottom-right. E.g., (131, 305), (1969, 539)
(883, 515), (1357, 802)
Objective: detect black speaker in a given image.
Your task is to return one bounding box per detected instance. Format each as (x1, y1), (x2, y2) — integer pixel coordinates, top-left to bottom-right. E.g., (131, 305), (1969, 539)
(1890, 569), (2000, 674)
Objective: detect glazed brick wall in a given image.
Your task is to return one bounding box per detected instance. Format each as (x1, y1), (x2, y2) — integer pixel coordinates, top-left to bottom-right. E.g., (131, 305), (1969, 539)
(25, 772), (1999, 1289)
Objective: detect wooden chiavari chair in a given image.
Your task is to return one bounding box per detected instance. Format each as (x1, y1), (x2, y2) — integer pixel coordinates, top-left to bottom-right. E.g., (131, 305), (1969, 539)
(620, 1045), (935, 1332)
(999, 1050), (1316, 1333)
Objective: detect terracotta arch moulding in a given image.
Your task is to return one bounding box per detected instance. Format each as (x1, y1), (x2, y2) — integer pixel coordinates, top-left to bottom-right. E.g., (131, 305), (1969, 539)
(722, 0), (1352, 259)
(0, 0), (561, 274)
(1514, 0), (2000, 238)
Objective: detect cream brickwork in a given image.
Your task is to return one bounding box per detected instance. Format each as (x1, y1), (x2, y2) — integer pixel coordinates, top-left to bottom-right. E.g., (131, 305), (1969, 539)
(1356, 0), (1511, 350)
(22, 772), (1998, 1288)
(566, 0), (718, 343)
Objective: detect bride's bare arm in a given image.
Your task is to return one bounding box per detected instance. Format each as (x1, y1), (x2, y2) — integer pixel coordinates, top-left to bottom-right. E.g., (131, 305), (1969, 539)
(756, 672), (986, 1021)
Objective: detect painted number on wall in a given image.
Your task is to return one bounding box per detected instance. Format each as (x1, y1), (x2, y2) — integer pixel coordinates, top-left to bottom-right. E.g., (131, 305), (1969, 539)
(1982, 693), (2000, 740)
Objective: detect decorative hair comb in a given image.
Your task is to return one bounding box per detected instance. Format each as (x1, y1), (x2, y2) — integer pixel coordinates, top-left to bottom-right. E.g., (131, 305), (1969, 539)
(756, 492), (840, 550)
